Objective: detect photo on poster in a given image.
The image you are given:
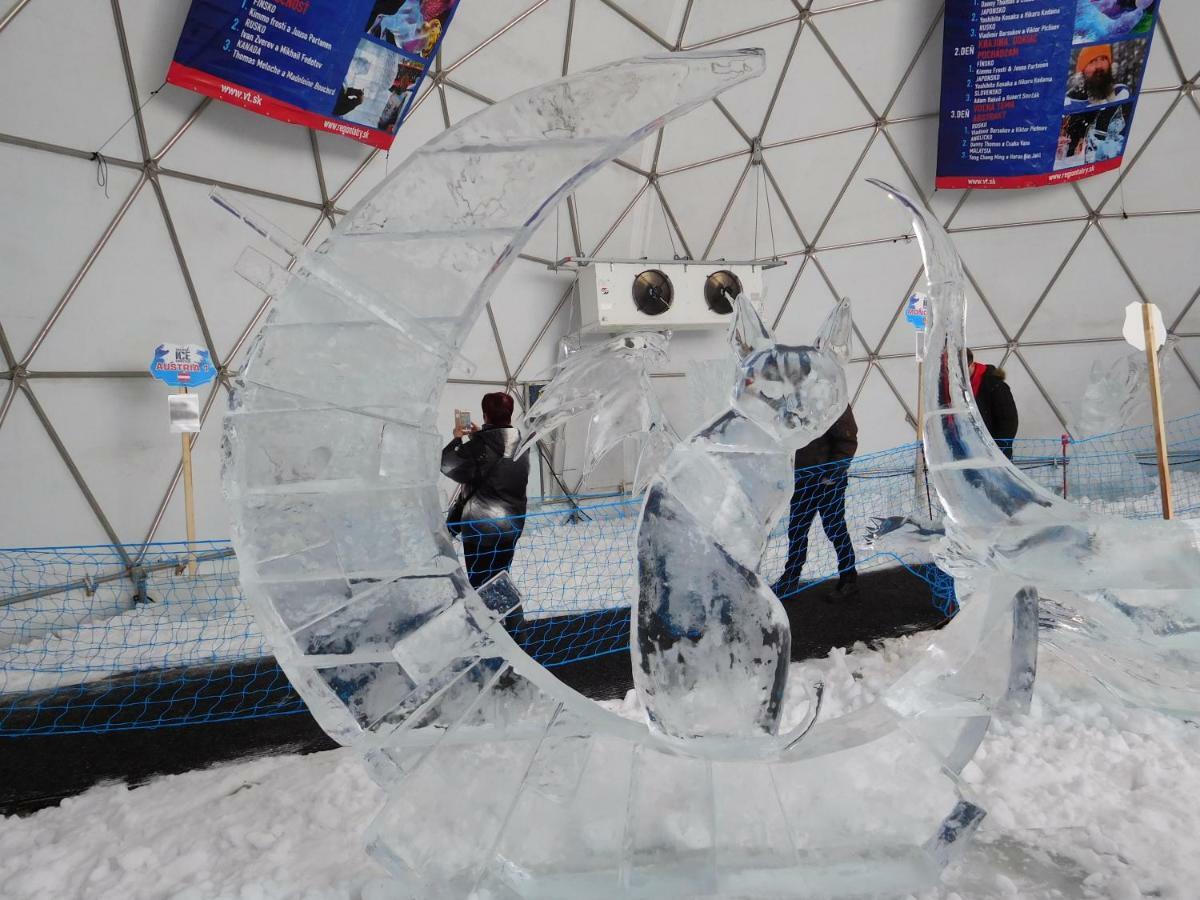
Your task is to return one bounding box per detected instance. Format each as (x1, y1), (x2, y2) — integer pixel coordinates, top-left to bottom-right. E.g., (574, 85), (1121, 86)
(364, 0), (457, 60)
(336, 40), (421, 133)
(1073, 0), (1159, 45)
(1054, 101), (1132, 171)
(1065, 39), (1147, 109)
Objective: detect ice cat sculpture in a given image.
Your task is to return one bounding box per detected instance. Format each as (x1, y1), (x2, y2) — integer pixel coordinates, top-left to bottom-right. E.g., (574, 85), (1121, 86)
(517, 297), (852, 742)
(869, 180), (1200, 715)
(223, 54), (1036, 898)
(635, 296), (851, 741)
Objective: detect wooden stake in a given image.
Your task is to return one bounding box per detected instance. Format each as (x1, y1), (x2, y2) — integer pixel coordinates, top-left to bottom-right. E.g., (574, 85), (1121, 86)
(180, 387), (199, 575)
(1142, 303), (1173, 520)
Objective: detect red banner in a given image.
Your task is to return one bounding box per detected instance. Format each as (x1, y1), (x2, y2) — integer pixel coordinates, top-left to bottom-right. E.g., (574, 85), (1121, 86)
(167, 62), (394, 150)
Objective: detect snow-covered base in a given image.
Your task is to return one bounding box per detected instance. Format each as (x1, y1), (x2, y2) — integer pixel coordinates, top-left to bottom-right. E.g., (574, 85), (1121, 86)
(3, 638), (1197, 900)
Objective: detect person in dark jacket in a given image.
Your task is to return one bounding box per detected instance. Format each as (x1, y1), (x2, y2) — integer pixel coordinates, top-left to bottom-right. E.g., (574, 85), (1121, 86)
(442, 392), (531, 603)
(773, 405), (859, 602)
(967, 350), (1019, 459)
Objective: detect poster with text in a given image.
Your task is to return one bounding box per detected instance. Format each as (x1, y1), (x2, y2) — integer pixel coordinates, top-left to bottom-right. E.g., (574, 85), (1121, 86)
(167, 0), (461, 149)
(936, 0), (1160, 190)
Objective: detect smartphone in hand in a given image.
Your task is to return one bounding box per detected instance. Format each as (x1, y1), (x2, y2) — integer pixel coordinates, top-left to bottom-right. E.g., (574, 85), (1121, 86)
(454, 410), (472, 430)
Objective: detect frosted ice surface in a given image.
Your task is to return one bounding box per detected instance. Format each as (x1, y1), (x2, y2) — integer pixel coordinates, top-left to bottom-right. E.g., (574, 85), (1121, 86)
(685, 356), (737, 426)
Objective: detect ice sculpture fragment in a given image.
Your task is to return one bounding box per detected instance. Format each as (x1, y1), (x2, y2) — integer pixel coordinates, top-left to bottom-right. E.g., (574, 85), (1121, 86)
(517, 331), (678, 494)
(223, 54), (1041, 898)
(1072, 338), (1176, 437)
(871, 179), (1200, 715)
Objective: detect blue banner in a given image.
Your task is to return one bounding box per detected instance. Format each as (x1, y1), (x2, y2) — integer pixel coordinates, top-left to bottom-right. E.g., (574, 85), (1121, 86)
(937, 0), (1160, 189)
(167, 0), (461, 149)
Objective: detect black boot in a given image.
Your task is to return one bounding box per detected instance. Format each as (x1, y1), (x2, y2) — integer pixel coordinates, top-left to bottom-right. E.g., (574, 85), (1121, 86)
(771, 573), (803, 599)
(827, 570), (859, 602)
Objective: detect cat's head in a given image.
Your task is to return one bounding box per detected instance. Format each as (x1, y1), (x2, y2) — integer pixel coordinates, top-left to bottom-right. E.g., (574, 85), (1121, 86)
(728, 295), (852, 447)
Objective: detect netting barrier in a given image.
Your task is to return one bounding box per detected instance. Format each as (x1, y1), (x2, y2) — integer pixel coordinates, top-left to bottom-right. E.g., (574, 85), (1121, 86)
(4, 414), (1198, 736)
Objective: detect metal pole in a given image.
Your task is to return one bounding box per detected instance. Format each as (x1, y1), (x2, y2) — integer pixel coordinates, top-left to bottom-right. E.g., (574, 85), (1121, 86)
(1, 547), (233, 609)
(181, 387), (199, 574)
(1061, 434), (1070, 499)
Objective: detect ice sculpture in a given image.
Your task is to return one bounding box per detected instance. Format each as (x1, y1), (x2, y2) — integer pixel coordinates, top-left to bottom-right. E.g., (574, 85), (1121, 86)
(869, 179), (1200, 715)
(686, 355), (738, 426)
(635, 297), (851, 741)
(517, 331), (678, 494)
(1072, 337), (1176, 437)
(223, 54), (1040, 898)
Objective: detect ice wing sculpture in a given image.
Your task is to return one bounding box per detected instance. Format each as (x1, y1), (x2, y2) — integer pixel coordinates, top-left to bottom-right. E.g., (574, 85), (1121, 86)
(517, 331), (678, 493)
(1072, 338), (1176, 437)
(634, 296), (851, 741)
(223, 54), (1043, 897)
(871, 179), (1200, 714)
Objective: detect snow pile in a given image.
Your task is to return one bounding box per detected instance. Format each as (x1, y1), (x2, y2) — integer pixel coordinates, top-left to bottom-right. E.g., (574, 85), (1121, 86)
(3, 635), (1198, 899)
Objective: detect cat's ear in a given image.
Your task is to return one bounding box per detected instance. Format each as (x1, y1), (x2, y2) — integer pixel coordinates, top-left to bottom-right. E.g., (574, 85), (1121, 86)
(814, 297), (852, 364)
(729, 294), (773, 361)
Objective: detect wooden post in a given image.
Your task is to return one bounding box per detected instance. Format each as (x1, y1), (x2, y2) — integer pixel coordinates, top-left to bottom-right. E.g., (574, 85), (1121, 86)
(180, 387), (199, 575)
(1142, 302), (1173, 520)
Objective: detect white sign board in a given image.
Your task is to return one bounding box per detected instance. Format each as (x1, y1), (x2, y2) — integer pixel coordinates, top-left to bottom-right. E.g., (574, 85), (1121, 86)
(1123, 301), (1166, 352)
(169, 393), (202, 433)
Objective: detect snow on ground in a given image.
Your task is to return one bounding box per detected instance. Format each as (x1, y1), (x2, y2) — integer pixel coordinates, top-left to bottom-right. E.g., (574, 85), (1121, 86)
(3, 637), (1199, 899)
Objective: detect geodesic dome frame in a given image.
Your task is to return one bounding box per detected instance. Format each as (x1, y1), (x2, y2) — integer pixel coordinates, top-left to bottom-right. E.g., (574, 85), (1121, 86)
(2, 0), (1200, 560)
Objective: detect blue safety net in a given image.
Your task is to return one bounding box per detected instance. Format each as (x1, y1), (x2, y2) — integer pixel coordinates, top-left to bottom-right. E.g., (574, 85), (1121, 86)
(3, 415), (1196, 736)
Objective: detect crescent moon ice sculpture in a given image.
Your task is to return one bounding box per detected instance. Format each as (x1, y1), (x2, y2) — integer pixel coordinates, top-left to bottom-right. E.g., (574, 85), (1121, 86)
(223, 54), (1037, 898)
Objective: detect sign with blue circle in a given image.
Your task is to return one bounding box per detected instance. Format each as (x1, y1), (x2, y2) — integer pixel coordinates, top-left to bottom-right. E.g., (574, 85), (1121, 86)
(905, 293), (928, 331)
(150, 343), (217, 388)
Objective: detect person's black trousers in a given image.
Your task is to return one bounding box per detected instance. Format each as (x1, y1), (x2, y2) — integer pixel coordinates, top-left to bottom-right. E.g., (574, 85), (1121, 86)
(462, 527), (522, 588)
(462, 525), (525, 628)
(777, 470), (856, 591)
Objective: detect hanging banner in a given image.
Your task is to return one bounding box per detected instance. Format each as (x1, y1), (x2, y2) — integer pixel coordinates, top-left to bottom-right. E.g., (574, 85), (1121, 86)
(936, 0), (1161, 190)
(166, 0), (461, 150)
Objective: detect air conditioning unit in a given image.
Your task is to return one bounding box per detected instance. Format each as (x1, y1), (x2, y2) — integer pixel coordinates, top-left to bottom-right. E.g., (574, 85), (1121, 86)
(574, 260), (770, 332)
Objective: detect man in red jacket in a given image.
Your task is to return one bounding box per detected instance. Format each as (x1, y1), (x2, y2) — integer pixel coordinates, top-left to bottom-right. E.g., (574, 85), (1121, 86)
(967, 350), (1019, 459)
(773, 405), (859, 602)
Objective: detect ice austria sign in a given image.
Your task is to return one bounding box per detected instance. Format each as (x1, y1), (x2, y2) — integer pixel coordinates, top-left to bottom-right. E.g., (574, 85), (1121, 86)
(905, 293), (928, 331)
(150, 344), (217, 388)
(936, 0), (1161, 190)
(166, 0), (461, 149)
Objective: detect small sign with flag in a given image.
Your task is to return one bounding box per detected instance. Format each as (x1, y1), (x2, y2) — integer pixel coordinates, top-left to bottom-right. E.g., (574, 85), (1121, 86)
(905, 293), (929, 331)
(150, 343), (216, 388)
